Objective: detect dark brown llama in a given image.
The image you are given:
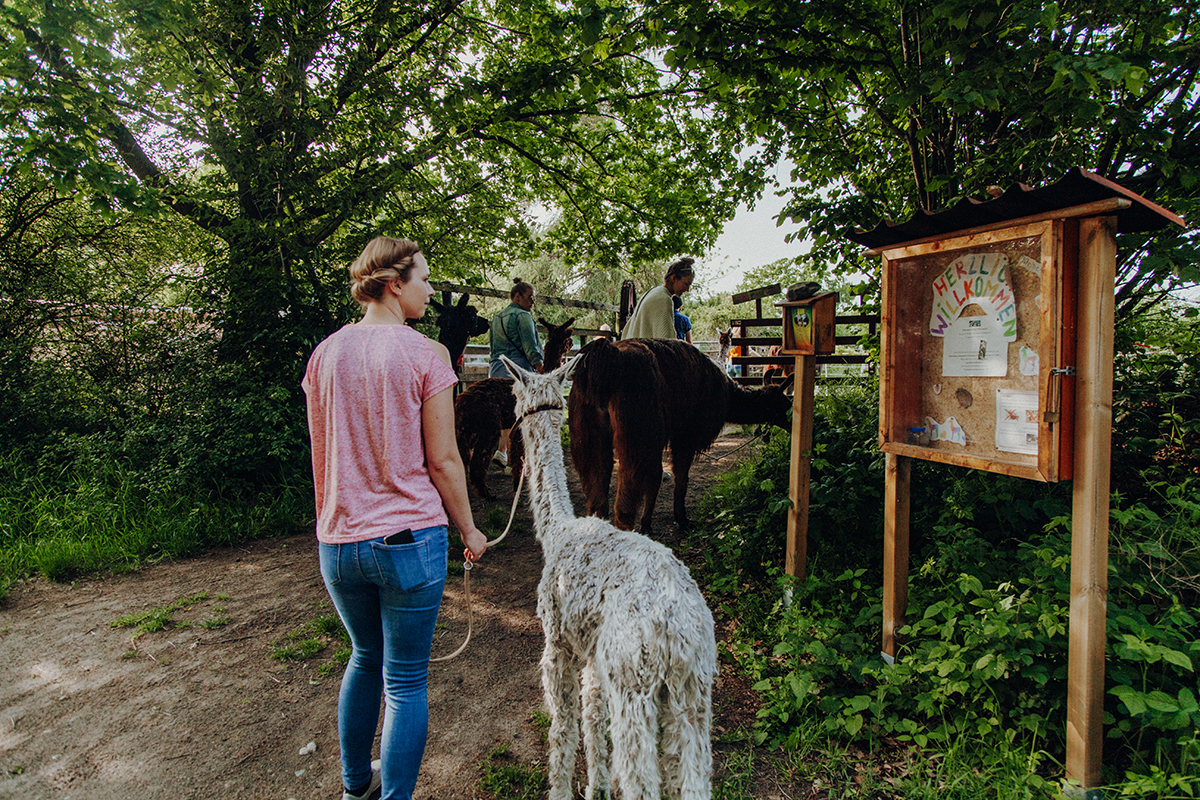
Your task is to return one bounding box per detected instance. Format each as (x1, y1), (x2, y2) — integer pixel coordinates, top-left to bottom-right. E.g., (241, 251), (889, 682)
(453, 317), (575, 499)
(539, 316), (574, 372)
(455, 378), (518, 500)
(568, 337), (791, 535)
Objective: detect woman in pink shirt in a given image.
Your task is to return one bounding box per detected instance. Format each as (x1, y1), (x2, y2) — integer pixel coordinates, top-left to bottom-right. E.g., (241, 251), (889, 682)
(303, 236), (487, 800)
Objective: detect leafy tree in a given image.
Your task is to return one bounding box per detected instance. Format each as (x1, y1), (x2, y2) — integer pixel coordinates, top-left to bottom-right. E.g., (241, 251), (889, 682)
(1, 0), (761, 379)
(0, 159), (218, 451)
(656, 0), (1199, 316)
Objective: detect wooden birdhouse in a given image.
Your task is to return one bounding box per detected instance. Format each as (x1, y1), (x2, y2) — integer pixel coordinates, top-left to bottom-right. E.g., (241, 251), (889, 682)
(777, 291), (838, 355)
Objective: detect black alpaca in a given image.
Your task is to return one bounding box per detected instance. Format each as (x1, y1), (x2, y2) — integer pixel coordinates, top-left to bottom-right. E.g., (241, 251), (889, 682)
(430, 292), (489, 371)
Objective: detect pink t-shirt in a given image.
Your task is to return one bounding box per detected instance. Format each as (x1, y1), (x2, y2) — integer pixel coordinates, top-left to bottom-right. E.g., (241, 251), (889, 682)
(302, 324), (459, 544)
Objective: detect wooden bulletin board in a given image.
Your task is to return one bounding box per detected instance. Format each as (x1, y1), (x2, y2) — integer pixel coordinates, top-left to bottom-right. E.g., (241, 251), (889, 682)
(879, 219), (1074, 482)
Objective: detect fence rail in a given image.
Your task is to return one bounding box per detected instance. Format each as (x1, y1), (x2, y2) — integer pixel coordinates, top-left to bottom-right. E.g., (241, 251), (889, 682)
(729, 296), (879, 385)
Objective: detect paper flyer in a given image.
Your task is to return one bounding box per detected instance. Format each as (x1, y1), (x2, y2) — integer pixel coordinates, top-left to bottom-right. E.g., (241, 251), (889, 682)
(925, 415), (968, 446)
(995, 389), (1039, 455)
(941, 314), (1009, 377)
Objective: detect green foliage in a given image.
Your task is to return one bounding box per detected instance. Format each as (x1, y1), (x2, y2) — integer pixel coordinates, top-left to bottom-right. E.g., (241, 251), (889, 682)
(696, 381), (884, 597)
(1, 0), (762, 382)
(1112, 304), (1200, 489)
(0, 450), (311, 584)
(659, 0), (1200, 315)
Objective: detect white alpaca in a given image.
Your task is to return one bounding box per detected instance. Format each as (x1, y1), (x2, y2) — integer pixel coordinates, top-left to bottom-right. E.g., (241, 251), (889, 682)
(499, 354), (718, 800)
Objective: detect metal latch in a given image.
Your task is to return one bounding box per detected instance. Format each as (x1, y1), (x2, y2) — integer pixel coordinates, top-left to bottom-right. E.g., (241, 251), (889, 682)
(1045, 366), (1076, 423)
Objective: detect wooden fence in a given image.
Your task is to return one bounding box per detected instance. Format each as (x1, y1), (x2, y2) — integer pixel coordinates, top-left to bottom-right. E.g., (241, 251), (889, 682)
(441, 280), (878, 385)
(727, 283), (878, 385)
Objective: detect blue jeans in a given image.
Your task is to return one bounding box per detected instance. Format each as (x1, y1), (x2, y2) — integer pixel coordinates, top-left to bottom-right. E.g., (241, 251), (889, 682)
(319, 527), (448, 800)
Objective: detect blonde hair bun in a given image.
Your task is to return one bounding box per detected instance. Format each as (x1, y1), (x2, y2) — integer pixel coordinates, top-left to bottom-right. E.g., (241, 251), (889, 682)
(349, 236), (421, 304)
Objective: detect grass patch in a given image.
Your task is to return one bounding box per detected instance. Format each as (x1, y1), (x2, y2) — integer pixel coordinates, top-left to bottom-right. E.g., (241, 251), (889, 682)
(477, 744), (546, 800)
(318, 645), (352, 677)
(272, 639), (326, 661)
(272, 612), (350, 664)
(0, 452), (312, 585)
(111, 592), (211, 637)
(530, 709), (550, 743)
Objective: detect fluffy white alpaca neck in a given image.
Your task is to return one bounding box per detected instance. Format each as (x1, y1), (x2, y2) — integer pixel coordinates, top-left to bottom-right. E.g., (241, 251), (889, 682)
(519, 408), (575, 536)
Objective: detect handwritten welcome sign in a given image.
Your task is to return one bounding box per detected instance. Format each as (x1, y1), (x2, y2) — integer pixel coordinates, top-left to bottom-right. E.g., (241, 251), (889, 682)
(929, 253), (1017, 340)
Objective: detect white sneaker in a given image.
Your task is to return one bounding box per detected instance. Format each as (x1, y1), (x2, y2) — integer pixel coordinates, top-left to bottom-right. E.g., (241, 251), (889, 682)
(493, 451), (508, 466)
(342, 759), (381, 800)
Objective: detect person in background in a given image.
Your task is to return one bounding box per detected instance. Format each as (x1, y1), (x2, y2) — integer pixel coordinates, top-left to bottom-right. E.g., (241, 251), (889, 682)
(728, 324), (747, 378)
(672, 293), (693, 344)
(488, 278), (543, 466)
(303, 235), (488, 800)
(620, 257), (696, 340)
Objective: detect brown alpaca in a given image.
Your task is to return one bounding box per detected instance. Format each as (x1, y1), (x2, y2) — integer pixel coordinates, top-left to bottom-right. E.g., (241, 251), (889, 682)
(455, 378), (519, 500)
(540, 316), (574, 372)
(453, 317), (575, 499)
(568, 337), (791, 535)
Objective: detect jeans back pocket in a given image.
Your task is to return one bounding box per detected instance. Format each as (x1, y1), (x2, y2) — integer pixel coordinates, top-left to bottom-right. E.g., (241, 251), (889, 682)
(370, 539), (431, 590)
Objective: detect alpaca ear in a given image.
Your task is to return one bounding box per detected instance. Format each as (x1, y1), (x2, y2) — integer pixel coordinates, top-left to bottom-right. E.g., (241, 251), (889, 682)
(559, 353), (582, 382)
(457, 293), (470, 308)
(498, 354), (531, 386)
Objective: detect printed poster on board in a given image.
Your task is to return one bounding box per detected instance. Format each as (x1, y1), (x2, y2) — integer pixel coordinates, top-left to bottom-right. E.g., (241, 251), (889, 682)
(995, 389), (1039, 455)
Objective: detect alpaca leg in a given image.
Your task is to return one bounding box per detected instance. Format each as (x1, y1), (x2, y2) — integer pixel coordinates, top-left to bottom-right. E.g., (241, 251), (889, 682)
(542, 643), (582, 800)
(568, 395), (614, 518)
(509, 426), (524, 492)
(608, 689), (662, 800)
(580, 663), (610, 800)
(670, 449), (697, 529)
(661, 675), (713, 800)
(629, 470), (661, 536)
(657, 685), (682, 800)
(611, 398), (663, 534)
(615, 435), (661, 534)
(471, 429), (499, 499)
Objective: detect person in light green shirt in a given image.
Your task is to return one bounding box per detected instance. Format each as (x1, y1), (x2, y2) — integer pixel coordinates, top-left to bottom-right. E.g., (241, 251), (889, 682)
(621, 257), (696, 340)
(488, 278), (543, 377)
(488, 277), (543, 466)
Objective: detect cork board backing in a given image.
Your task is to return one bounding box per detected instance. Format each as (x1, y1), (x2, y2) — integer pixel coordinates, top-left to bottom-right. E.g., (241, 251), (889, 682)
(879, 220), (1065, 481)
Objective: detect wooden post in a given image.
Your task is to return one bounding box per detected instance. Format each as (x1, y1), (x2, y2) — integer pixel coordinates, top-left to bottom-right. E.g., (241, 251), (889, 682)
(882, 453), (911, 658)
(785, 354), (816, 579)
(1065, 216), (1116, 793)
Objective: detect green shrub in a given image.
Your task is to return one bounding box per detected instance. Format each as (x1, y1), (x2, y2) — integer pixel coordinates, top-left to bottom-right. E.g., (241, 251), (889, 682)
(691, 365), (1200, 795)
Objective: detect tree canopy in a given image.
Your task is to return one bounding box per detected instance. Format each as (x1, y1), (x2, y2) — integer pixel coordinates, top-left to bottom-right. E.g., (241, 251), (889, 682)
(2, 0), (762, 373)
(4, 0), (1197, 359)
(657, 0), (1198, 313)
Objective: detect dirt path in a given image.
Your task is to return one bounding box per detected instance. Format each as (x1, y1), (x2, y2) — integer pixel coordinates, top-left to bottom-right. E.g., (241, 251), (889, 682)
(0, 431), (765, 800)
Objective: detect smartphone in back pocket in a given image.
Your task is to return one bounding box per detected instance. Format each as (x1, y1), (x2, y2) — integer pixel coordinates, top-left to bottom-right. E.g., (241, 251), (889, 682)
(384, 529), (414, 545)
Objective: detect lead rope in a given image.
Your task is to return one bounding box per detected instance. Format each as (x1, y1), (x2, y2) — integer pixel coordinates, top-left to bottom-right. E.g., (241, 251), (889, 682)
(697, 429), (766, 461)
(430, 466), (526, 663)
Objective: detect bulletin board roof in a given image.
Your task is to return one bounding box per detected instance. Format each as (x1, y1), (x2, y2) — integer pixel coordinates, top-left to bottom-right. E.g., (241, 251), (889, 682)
(847, 168), (1185, 249)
